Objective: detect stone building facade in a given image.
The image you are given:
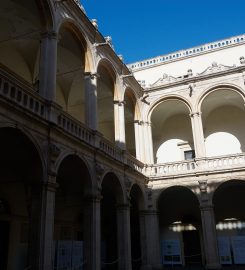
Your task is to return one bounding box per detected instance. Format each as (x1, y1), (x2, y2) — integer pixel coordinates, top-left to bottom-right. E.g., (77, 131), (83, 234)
(1, 1), (245, 270)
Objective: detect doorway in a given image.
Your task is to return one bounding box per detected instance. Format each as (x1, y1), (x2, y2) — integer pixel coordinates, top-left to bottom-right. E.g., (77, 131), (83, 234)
(182, 230), (202, 266)
(0, 220), (9, 270)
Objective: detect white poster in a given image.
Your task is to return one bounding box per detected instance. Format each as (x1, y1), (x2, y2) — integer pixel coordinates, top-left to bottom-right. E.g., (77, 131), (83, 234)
(218, 237), (232, 264)
(231, 236), (245, 264)
(161, 240), (182, 265)
(72, 241), (84, 270)
(56, 240), (72, 269)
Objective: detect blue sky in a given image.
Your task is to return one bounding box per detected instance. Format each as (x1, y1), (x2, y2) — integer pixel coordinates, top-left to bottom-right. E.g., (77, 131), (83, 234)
(82, 0), (245, 64)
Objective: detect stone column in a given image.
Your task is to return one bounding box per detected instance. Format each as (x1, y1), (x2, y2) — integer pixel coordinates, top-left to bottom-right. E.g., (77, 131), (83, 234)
(189, 112), (206, 158)
(114, 100), (126, 149)
(28, 175), (57, 270)
(39, 31), (58, 101)
(83, 194), (101, 270)
(199, 181), (221, 269)
(84, 72), (98, 130)
(144, 121), (154, 164)
(140, 210), (162, 270)
(117, 203), (132, 270)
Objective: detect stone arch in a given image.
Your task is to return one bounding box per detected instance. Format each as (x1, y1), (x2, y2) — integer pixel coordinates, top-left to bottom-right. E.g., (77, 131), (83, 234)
(197, 83), (245, 112)
(0, 126), (45, 269)
(96, 58), (119, 142)
(148, 95), (192, 122)
(124, 88), (139, 156)
(0, 0), (50, 84)
(36, 0), (55, 30)
(96, 57), (120, 100)
(55, 151), (94, 188)
(157, 185), (203, 266)
(101, 172), (125, 204)
(57, 18), (94, 72)
(0, 123), (46, 175)
(54, 153), (94, 269)
(56, 19), (94, 122)
(155, 184), (199, 209)
(129, 183), (146, 211)
(101, 172), (126, 267)
(212, 179), (245, 221)
(199, 84), (245, 156)
(129, 183), (145, 270)
(149, 96), (194, 163)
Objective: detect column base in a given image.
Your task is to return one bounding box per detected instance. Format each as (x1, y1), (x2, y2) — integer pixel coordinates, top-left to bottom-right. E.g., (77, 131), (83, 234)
(205, 263), (222, 269)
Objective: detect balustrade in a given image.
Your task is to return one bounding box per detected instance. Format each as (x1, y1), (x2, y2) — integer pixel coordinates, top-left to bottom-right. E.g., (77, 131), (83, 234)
(0, 69), (145, 174)
(146, 153), (245, 177)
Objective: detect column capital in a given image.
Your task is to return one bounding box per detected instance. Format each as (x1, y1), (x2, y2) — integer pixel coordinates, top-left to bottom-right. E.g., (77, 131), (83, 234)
(43, 181), (59, 192)
(114, 100), (126, 106)
(84, 72), (99, 80)
(134, 120), (144, 125)
(200, 202), (214, 211)
(41, 30), (58, 40)
(189, 111), (202, 118)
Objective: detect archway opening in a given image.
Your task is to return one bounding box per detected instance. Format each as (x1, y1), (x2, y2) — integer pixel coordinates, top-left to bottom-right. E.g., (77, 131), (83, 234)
(201, 89), (245, 156)
(54, 155), (91, 269)
(0, 0), (42, 86)
(56, 25), (86, 123)
(151, 100), (193, 164)
(0, 127), (43, 270)
(158, 186), (202, 267)
(213, 180), (245, 265)
(97, 63), (116, 142)
(130, 184), (144, 270)
(124, 89), (137, 156)
(101, 173), (123, 270)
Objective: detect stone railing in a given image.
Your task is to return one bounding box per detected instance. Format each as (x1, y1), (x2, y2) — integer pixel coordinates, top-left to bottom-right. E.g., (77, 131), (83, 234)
(145, 153), (245, 178)
(127, 154), (144, 173)
(0, 68), (46, 119)
(0, 68), (144, 174)
(128, 34), (245, 71)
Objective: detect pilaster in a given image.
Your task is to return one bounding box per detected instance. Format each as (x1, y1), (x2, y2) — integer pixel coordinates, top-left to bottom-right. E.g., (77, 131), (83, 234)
(117, 203), (132, 270)
(189, 111), (206, 158)
(199, 181), (221, 269)
(140, 210), (162, 270)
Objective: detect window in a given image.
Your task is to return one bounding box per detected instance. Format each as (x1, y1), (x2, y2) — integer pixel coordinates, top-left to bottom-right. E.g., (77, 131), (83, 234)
(184, 150), (195, 160)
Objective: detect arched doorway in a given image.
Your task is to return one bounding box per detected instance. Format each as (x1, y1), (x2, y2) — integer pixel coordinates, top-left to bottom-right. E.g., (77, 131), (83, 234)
(151, 99), (194, 164)
(97, 63), (116, 143)
(54, 155), (92, 270)
(0, 127), (43, 270)
(101, 173), (124, 270)
(201, 89), (245, 157)
(158, 186), (202, 267)
(56, 24), (87, 122)
(124, 89), (137, 156)
(213, 180), (245, 266)
(0, 0), (50, 87)
(130, 184), (144, 270)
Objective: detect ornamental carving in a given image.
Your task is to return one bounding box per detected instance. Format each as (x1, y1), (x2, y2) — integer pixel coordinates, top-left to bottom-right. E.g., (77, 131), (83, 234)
(197, 62), (235, 76)
(151, 73), (178, 86)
